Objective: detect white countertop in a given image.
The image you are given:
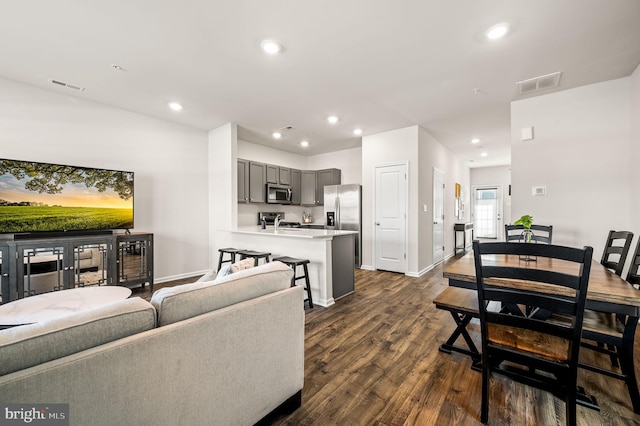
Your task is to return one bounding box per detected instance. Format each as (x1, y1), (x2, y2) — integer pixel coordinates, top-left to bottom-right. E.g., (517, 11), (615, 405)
(231, 226), (358, 239)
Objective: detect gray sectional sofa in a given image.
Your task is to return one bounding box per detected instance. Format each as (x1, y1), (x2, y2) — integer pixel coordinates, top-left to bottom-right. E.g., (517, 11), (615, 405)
(0, 261), (304, 426)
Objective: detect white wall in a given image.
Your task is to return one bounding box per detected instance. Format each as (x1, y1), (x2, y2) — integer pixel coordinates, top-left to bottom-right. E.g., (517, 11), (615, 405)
(308, 147), (362, 185)
(362, 125), (469, 275)
(0, 78), (210, 281)
(511, 77), (632, 259)
(362, 126), (418, 272)
(419, 127), (471, 269)
(470, 165), (512, 234)
(209, 124), (237, 269)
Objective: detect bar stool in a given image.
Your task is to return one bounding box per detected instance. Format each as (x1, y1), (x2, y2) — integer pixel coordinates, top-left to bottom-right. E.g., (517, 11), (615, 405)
(272, 256), (314, 308)
(237, 250), (271, 267)
(217, 248), (243, 271)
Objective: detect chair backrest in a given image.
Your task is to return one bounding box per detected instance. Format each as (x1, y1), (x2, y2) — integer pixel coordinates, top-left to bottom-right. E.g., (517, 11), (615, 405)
(600, 230), (634, 277)
(504, 224), (553, 244)
(626, 237), (640, 288)
(473, 241), (592, 368)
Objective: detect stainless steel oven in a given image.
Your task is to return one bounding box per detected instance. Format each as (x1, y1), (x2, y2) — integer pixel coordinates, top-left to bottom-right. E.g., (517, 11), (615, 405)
(266, 183), (292, 204)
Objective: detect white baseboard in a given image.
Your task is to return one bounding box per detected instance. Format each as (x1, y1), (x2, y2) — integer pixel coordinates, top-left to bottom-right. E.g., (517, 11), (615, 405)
(359, 264), (374, 271)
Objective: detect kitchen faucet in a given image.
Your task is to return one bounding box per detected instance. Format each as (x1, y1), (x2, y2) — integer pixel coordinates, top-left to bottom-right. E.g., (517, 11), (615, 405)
(274, 214), (281, 230)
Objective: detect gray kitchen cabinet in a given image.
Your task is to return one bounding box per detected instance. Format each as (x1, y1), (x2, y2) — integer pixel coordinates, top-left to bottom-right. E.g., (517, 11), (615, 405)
(315, 168), (341, 205)
(301, 171), (317, 205)
(248, 161), (266, 203)
(237, 159), (248, 203)
(290, 169), (301, 205)
(279, 167), (291, 186)
(266, 164), (291, 186)
(266, 164), (279, 184)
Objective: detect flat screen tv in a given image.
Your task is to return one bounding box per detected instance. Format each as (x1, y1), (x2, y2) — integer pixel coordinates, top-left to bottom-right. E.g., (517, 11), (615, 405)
(0, 158), (134, 235)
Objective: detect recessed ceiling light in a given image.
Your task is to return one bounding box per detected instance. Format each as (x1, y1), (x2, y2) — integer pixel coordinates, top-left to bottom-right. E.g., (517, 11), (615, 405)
(471, 138), (480, 144)
(327, 116), (339, 124)
(261, 39), (282, 54)
(168, 102), (183, 111)
(480, 152), (488, 157)
(353, 128), (363, 135)
(272, 132), (282, 139)
(300, 140), (309, 148)
(485, 23), (510, 40)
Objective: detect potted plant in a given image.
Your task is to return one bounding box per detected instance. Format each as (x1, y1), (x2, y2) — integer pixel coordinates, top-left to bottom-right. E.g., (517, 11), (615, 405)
(514, 214), (534, 242)
(514, 214), (536, 261)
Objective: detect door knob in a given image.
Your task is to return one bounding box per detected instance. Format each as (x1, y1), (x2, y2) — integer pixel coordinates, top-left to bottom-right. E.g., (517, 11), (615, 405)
(375, 222), (380, 226)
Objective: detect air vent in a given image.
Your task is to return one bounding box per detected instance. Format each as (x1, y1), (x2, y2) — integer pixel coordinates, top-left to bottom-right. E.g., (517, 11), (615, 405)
(280, 125), (295, 131)
(48, 78), (85, 92)
(516, 71), (562, 95)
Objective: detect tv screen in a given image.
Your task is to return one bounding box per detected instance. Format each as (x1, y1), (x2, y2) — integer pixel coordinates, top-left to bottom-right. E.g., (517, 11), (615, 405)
(0, 158), (134, 234)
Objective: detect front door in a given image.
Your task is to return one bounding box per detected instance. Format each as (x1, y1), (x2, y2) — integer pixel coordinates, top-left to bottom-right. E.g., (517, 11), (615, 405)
(473, 186), (502, 239)
(374, 164), (407, 273)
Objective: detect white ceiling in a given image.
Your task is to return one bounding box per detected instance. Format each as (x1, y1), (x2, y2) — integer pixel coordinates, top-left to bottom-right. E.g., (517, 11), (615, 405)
(2, 1), (639, 167)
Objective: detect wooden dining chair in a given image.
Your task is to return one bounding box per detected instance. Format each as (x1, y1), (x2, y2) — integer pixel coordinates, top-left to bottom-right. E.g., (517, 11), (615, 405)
(472, 241), (593, 426)
(577, 235), (640, 414)
(625, 237), (640, 288)
(600, 230), (634, 276)
(504, 224), (553, 244)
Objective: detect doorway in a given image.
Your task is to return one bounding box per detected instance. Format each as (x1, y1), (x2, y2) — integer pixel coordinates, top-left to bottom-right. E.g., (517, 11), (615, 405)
(433, 168), (445, 264)
(472, 186), (503, 240)
(374, 163), (407, 273)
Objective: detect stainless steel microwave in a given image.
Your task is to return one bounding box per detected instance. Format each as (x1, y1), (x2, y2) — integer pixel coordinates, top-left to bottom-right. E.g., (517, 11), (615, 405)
(266, 183), (292, 204)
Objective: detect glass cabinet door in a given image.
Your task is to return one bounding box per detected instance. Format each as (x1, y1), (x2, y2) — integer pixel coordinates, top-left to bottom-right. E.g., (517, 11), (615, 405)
(117, 235), (152, 290)
(72, 242), (110, 287)
(0, 246), (8, 304)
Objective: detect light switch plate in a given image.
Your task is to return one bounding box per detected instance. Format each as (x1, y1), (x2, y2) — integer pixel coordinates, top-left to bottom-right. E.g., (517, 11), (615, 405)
(521, 127), (534, 141)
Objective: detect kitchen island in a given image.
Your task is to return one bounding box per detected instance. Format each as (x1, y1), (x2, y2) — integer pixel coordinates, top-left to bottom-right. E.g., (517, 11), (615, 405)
(229, 227), (357, 307)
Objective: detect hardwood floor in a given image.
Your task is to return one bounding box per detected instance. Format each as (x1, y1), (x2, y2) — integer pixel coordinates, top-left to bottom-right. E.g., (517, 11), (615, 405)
(134, 257), (640, 425)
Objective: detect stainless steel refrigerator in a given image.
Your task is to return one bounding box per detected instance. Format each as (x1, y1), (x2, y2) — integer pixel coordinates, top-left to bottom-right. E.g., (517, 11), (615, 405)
(324, 184), (362, 268)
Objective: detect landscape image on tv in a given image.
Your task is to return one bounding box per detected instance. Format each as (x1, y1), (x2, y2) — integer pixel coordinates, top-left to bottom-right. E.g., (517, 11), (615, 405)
(0, 159), (134, 234)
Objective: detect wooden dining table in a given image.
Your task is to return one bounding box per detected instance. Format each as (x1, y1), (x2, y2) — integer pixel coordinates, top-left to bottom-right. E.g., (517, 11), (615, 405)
(444, 251), (640, 317)
(440, 250), (640, 412)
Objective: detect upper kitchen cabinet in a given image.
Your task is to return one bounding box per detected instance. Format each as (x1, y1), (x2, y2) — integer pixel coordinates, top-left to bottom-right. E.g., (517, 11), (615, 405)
(266, 164), (278, 184)
(301, 168), (341, 206)
(315, 169), (341, 205)
(266, 164), (291, 186)
(237, 159), (248, 203)
(248, 161), (267, 203)
(279, 167), (291, 186)
(301, 171), (317, 205)
(290, 169), (301, 205)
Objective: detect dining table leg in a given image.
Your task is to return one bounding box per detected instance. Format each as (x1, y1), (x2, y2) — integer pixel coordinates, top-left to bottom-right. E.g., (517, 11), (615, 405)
(438, 311), (482, 370)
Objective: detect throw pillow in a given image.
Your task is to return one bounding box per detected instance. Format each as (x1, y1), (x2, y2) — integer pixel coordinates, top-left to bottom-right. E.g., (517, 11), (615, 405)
(215, 264), (233, 279)
(230, 258), (255, 273)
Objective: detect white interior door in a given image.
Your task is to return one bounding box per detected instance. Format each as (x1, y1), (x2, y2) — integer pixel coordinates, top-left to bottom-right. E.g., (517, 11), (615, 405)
(374, 164), (406, 273)
(433, 168), (445, 264)
(472, 186), (503, 239)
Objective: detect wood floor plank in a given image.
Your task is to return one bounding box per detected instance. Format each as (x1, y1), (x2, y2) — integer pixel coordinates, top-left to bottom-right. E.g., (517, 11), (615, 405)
(141, 258), (640, 425)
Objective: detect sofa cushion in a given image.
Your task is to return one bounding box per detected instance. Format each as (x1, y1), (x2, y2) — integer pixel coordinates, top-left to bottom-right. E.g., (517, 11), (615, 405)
(0, 297), (156, 376)
(151, 261), (294, 327)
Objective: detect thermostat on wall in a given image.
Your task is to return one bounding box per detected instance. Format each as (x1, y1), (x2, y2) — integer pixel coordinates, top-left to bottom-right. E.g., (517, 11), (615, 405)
(532, 186), (547, 196)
